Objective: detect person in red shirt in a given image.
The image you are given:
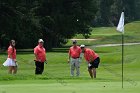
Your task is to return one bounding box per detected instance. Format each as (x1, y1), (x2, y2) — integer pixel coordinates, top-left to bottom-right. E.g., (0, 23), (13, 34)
(3, 40), (17, 74)
(68, 40), (82, 76)
(80, 45), (100, 78)
(34, 39), (46, 74)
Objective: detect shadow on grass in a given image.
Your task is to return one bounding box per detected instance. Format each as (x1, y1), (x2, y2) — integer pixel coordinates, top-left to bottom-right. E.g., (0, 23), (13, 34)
(51, 48), (69, 53)
(95, 50), (111, 53)
(0, 74), (117, 82)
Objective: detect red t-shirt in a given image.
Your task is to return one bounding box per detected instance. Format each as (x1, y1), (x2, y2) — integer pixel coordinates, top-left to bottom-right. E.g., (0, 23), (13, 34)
(34, 45), (46, 62)
(69, 46), (81, 58)
(84, 48), (99, 63)
(8, 46), (16, 59)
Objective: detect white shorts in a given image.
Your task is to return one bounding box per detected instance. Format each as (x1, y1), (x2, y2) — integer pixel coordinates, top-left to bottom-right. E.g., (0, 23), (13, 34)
(3, 58), (17, 66)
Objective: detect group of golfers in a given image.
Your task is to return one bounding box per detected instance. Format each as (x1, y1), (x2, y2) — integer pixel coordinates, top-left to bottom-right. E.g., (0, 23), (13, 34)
(68, 40), (100, 78)
(2, 39), (100, 78)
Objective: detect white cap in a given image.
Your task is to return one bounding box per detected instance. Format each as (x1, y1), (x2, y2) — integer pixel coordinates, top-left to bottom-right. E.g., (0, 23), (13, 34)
(38, 39), (44, 43)
(80, 44), (85, 48)
(72, 40), (77, 43)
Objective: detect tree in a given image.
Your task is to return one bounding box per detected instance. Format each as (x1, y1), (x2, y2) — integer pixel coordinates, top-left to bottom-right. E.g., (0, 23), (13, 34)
(134, 0), (140, 19)
(94, 0), (140, 26)
(0, 0), (41, 49)
(0, 0), (22, 48)
(34, 0), (98, 48)
(1, 0), (139, 49)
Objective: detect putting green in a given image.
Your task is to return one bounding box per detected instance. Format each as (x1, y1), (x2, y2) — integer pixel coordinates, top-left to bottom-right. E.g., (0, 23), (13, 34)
(0, 80), (139, 93)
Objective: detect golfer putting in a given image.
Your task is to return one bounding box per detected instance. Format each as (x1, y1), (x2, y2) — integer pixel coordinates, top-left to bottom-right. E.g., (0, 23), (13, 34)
(80, 45), (100, 78)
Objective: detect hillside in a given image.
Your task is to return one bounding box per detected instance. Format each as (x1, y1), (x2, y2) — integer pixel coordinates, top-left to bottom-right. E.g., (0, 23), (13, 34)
(66, 21), (140, 46)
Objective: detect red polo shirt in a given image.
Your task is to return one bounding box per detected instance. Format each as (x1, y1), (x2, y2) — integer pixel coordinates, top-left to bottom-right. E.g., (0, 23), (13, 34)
(69, 46), (81, 58)
(34, 45), (46, 62)
(84, 48), (99, 63)
(8, 46), (16, 59)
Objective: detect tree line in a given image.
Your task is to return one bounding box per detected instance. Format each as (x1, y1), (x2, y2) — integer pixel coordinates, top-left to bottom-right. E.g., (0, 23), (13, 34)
(0, 0), (140, 49)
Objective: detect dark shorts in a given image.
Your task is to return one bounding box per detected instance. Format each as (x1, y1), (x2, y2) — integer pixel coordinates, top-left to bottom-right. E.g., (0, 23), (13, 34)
(88, 57), (100, 69)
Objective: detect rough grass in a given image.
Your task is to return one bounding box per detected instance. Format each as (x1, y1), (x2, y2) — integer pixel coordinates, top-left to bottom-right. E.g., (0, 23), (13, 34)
(0, 45), (139, 81)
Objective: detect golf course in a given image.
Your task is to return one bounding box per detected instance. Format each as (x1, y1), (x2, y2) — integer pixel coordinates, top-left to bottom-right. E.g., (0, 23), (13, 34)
(0, 21), (140, 93)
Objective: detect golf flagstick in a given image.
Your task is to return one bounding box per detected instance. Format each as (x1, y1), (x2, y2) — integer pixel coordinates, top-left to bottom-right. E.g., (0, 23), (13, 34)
(121, 33), (124, 88)
(116, 11), (125, 88)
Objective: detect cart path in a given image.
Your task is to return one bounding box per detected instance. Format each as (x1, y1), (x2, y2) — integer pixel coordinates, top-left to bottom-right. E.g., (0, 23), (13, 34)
(93, 42), (140, 47)
(70, 39), (97, 41)
(70, 39), (140, 47)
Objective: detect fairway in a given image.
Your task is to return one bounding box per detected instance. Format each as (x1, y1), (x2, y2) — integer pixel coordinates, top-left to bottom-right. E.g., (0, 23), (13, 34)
(0, 44), (140, 93)
(0, 21), (140, 93)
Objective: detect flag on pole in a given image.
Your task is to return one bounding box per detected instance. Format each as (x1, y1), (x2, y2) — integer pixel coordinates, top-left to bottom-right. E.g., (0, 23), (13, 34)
(116, 11), (125, 88)
(117, 12), (124, 34)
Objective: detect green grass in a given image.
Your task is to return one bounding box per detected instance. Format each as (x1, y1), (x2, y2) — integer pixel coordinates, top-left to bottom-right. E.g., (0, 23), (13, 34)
(0, 80), (139, 93)
(66, 21), (140, 46)
(0, 45), (140, 93)
(0, 21), (140, 93)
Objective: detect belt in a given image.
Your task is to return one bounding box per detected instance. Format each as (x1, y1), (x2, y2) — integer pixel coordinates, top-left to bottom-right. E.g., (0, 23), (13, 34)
(34, 60), (44, 63)
(72, 57), (79, 59)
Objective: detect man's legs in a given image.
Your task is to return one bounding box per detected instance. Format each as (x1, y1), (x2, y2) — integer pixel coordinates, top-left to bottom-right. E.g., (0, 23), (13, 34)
(35, 62), (42, 74)
(93, 68), (96, 78)
(92, 57), (100, 78)
(88, 68), (93, 79)
(40, 62), (44, 74)
(88, 68), (96, 78)
(75, 61), (80, 76)
(70, 61), (75, 76)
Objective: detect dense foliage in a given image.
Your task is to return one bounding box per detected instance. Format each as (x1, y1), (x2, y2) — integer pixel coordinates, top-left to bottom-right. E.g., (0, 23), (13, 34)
(0, 0), (139, 49)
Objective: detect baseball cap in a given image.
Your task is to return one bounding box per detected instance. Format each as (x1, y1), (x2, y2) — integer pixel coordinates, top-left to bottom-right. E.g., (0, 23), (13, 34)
(80, 44), (85, 48)
(72, 40), (77, 43)
(38, 39), (44, 43)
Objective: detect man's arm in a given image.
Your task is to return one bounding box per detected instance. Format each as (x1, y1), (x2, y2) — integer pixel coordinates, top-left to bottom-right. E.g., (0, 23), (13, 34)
(34, 48), (40, 61)
(68, 49), (71, 63)
(34, 53), (39, 61)
(44, 48), (47, 63)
